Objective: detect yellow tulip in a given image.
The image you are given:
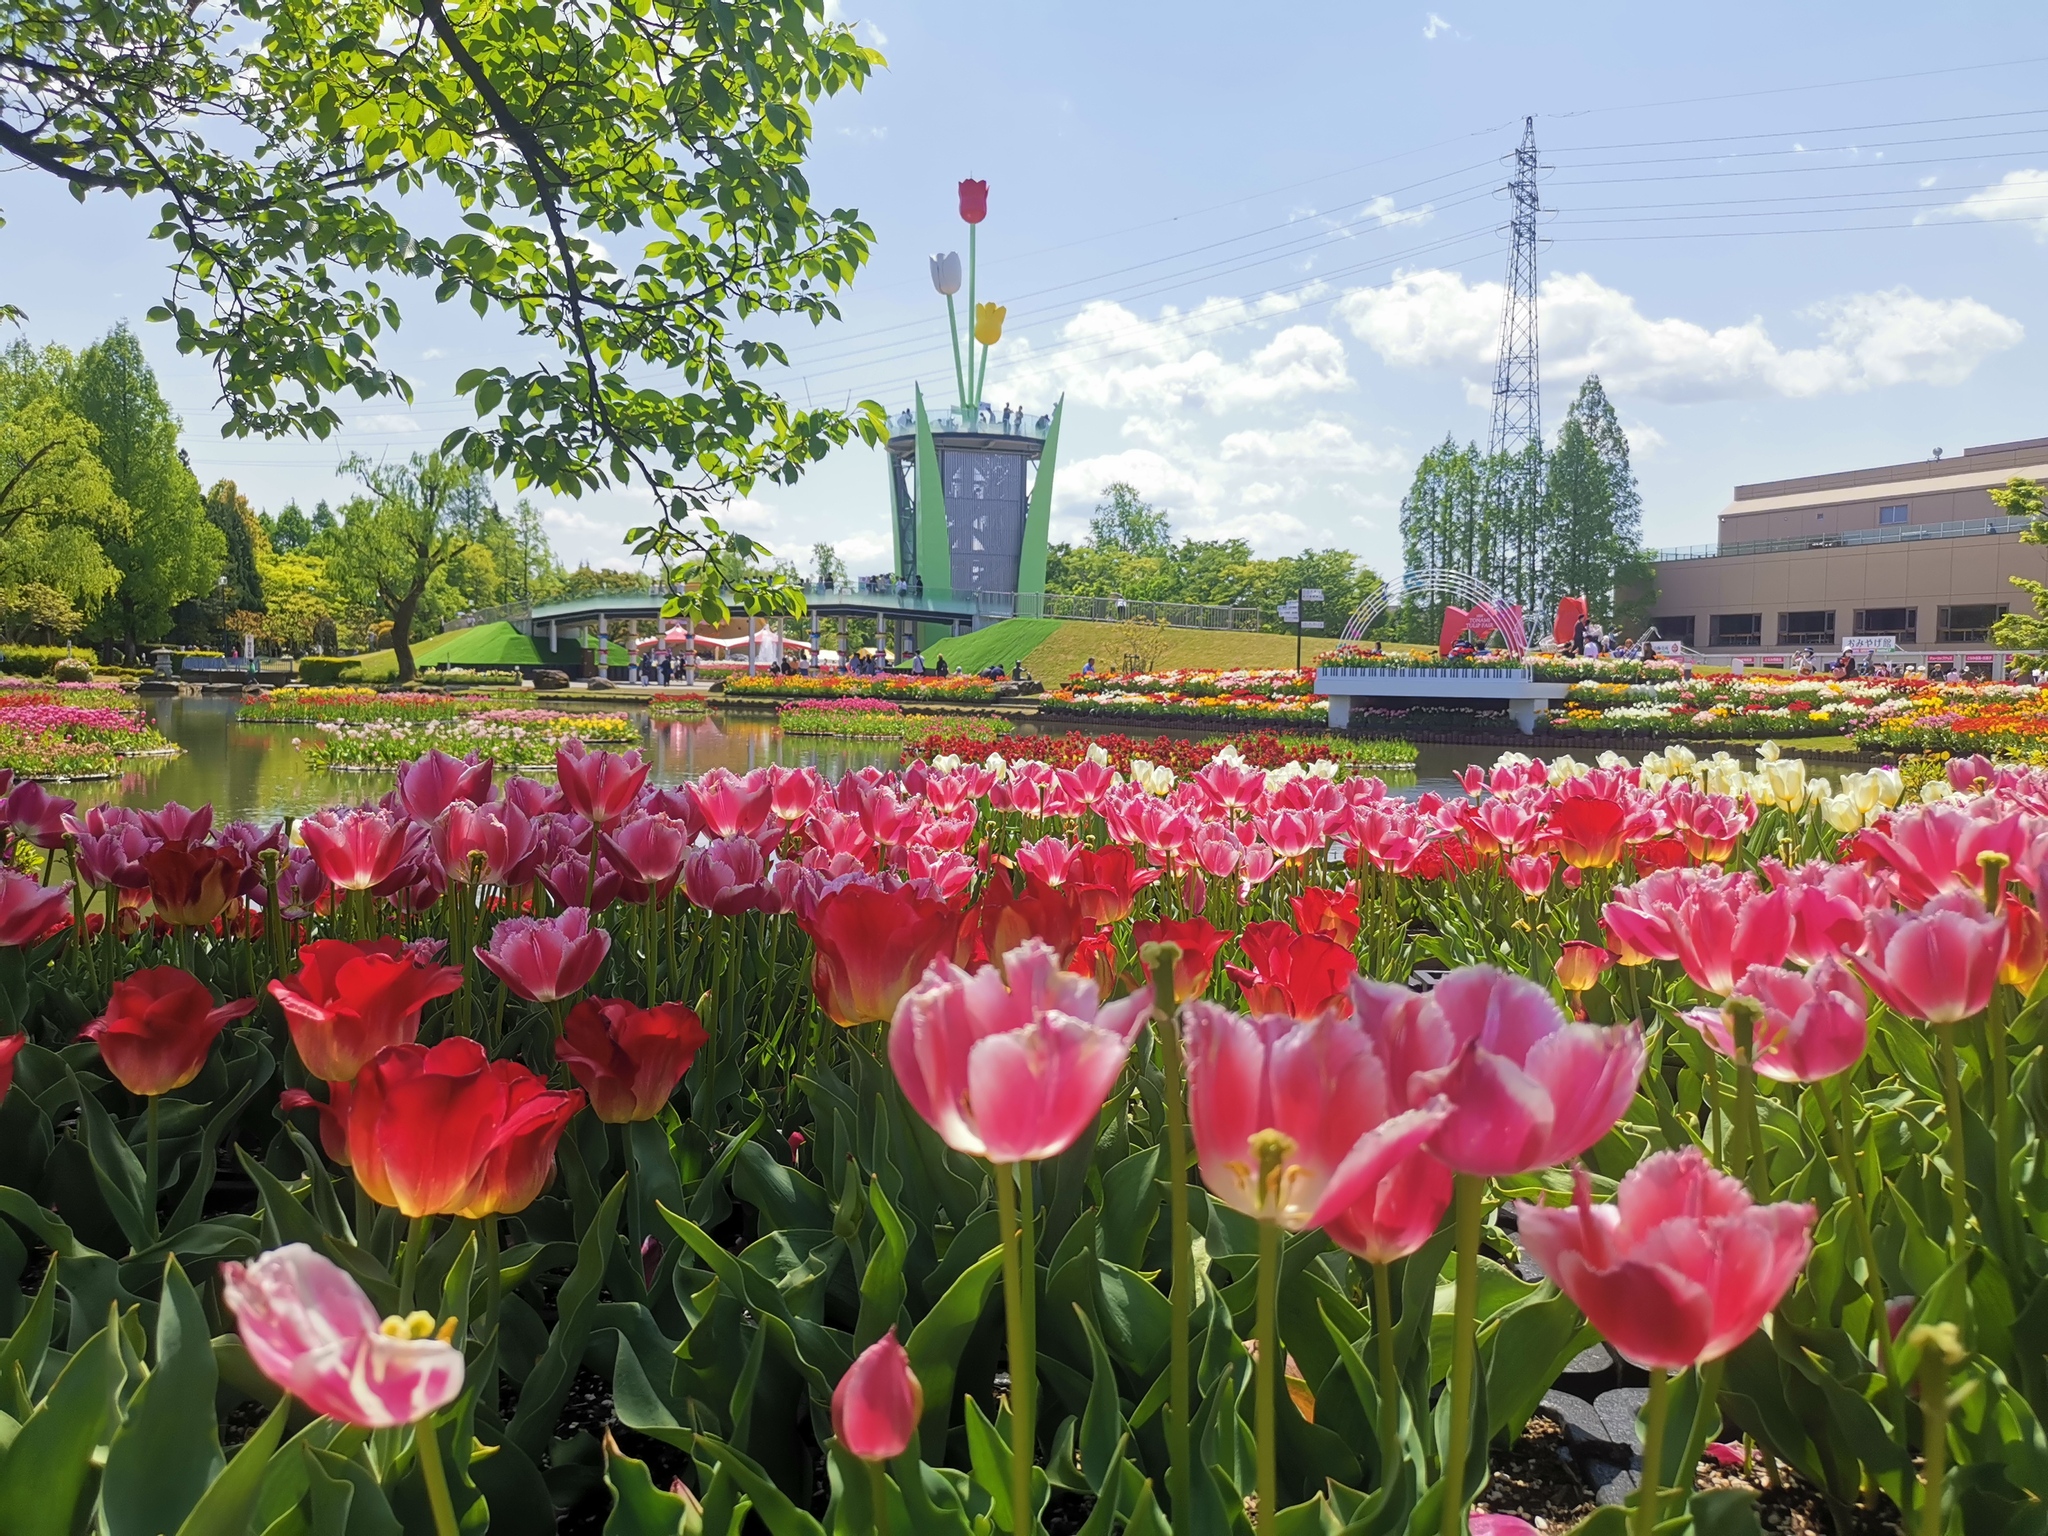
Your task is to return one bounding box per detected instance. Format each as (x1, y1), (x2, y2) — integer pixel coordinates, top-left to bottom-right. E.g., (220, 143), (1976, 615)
(974, 302), (1006, 346)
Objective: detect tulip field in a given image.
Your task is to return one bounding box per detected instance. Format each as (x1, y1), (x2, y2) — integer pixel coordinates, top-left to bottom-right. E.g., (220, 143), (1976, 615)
(1, 731), (2046, 1536)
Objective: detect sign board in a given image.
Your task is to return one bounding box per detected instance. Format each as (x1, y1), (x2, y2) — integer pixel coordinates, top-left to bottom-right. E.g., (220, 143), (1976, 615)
(1299, 588), (1324, 602)
(1277, 602), (1300, 622)
(1650, 641), (1684, 657)
(1844, 635), (1899, 656)
(1926, 653), (1955, 664)
(1299, 620), (1326, 630)
(1966, 652), (1994, 664)
(1761, 655), (1786, 667)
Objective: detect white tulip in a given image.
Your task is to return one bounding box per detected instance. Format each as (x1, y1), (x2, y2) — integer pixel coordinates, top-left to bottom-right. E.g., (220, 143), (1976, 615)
(929, 251), (962, 296)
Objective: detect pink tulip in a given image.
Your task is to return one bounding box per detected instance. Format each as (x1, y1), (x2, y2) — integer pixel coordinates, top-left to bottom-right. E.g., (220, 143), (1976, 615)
(1180, 999), (1451, 1234)
(0, 868), (71, 946)
(1015, 836), (1081, 886)
(394, 750), (493, 821)
(1405, 966), (1645, 1178)
(540, 851), (621, 914)
(434, 800), (542, 888)
(602, 814), (691, 897)
(681, 836), (770, 915)
(300, 809), (412, 893)
(1851, 891), (2006, 1024)
(476, 908), (611, 1003)
(554, 742), (649, 830)
(1763, 858), (1892, 966)
(1504, 853), (1556, 902)
(1515, 1150), (1815, 1370)
(136, 801), (210, 846)
(1598, 867), (1692, 963)
(221, 1243), (464, 1428)
(1684, 957), (1868, 1082)
(1666, 871), (1794, 996)
(1853, 802), (2032, 908)
(769, 765), (823, 822)
(889, 938), (1151, 1163)
(4, 780), (75, 851)
(687, 767), (775, 841)
(0, 1032), (25, 1106)
(831, 1329), (924, 1462)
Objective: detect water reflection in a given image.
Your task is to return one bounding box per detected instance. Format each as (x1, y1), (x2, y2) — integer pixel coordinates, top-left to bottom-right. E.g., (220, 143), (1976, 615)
(104, 695), (1506, 822)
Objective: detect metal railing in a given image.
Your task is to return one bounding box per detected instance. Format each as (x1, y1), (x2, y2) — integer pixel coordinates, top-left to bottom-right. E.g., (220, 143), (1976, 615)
(1655, 514), (2033, 563)
(974, 591), (1265, 631)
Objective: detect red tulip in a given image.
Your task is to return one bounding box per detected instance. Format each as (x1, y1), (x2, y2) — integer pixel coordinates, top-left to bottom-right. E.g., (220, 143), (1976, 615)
(0, 868), (71, 946)
(280, 1082), (353, 1165)
(394, 749), (493, 821)
(832, 1330), (923, 1462)
(2005, 899), (2048, 994)
(1851, 891), (2006, 1024)
(83, 967), (258, 1096)
(1068, 845), (1160, 925)
(476, 908), (611, 1004)
(1225, 921), (1356, 1018)
(347, 1039), (583, 1217)
(554, 742), (649, 831)
(1068, 930), (1121, 993)
(1132, 916), (1229, 1003)
(1548, 796), (1627, 870)
(269, 938), (465, 1082)
(957, 178), (988, 224)
(1554, 941), (1612, 996)
(797, 873), (965, 1027)
(300, 810), (412, 893)
(1402, 966), (1644, 1177)
(1515, 1150), (1814, 1370)
(555, 997), (708, 1122)
(0, 1032), (25, 1106)
(970, 872), (1089, 967)
(1292, 885), (1362, 946)
(1180, 999), (1450, 1231)
(1684, 957), (1867, 1083)
(889, 939), (1150, 1162)
(142, 841), (246, 927)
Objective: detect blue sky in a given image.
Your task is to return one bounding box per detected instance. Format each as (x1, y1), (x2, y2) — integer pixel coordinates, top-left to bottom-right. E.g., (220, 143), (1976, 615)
(7, 1), (2048, 584)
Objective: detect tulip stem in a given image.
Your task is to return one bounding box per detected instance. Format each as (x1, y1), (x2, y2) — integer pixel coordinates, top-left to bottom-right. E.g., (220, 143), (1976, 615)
(1255, 1217), (1281, 1536)
(1825, 1075), (1902, 1382)
(966, 223), (978, 413)
(944, 293), (969, 414)
(994, 1162), (1031, 1536)
(869, 1458), (892, 1536)
(1017, 1162), (1037, 1464)
(399, 1213), (431, 1315)
(414, 1414), (462, 1536)
(1439, 1173), (1483, 1536)
(1917, 1327), (1961, 1536)
(1633, 1367), (1671, 1536)
(1153, 984), (1194, 1520)
(1730, 1004), (1763, 1195)
(1982, 990), (2013, 1251)
(143, 1095), (161, 1245)
(1373, 1261), (1400, 1479)
(1935, 1030), (1973, 1259)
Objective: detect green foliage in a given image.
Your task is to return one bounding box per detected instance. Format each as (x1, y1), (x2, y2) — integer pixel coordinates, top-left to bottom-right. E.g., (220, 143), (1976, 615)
(810, 542), (850, 588)
(1992, 476), (2048, 649)
(0, 343), (131, 638)
(326, 452), (490, 681)
(202, 480), (267, 617)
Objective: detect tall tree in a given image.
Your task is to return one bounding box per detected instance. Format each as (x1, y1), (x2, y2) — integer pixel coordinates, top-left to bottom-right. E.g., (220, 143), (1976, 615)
(0, 0), (886, 622)
(811, 543), (849, 588)
(66, 325), (222, 657)
(268, 501), (314, 553)
(1088, 483), (1174, 555)
(204, 479), (267, 616)
(1990, 477), (2048, 650)
(1539, 376), (1647, 624)
(327, 452), (484, 681)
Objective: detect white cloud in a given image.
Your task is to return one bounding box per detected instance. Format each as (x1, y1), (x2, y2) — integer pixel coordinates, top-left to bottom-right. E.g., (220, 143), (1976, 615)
(1219, 420), (1405, 473)
(713, 496), (780, 531)
(543, 506), (609, 533)
(1338, 268), (2022, 401)
(1921, 168), (2048, 241)
(1363, 194), (1433, 228)
(1422, 12), (1457, 38)
(1622, 420), (1666, 459)
(831, 533), (888, 567)
(1004, 297), (1352, 414)
(421, 348), (447, 361)
(355, 413), (423, 433)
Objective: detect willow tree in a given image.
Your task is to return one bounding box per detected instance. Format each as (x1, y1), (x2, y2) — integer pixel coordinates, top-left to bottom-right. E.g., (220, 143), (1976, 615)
(1, 0), (884, 621)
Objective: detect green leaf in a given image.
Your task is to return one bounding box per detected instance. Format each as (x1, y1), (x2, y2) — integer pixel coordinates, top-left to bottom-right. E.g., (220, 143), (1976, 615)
(602, 1431), (691, 1536)
(104, 1259), (225, 1536)
(507, 1176), (627, 1462)
(854, 1177), (909, 1352)
(689, 1434), (826, 1536)
(903, 1245), (1004, 1461)
(1688, 1486), (1764, 1536)
(68, 1069), (152, 1250)
(0, 1316), (122, 1536)
(0, 1263), (57, 1414)
(173, 1398), (289, 1536)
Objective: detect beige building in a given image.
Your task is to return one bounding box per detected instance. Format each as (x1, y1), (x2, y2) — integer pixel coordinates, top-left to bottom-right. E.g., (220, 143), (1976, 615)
(1649, 437), (2048, 659)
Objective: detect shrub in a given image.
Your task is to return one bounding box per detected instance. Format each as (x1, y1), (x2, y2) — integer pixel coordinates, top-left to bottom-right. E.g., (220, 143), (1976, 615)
(0, 644), (76, 678)
(52, 657), (94, 683)
(299, 657), (364, 685)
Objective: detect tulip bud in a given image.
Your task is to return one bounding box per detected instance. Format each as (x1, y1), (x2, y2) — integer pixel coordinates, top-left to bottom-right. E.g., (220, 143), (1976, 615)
(1553, 941), (1612, 995)
(957, 179), (988, 224)
(831, 1330), (924, 1462)
(928, 251), (962, 296)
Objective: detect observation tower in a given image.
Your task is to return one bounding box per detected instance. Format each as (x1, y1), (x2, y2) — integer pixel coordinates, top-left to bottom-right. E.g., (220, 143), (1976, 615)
(883, 180), (1063, 629)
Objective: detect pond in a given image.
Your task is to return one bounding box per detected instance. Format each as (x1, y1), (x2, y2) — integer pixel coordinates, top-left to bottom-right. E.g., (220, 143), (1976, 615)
(96, 695), (1533, 821)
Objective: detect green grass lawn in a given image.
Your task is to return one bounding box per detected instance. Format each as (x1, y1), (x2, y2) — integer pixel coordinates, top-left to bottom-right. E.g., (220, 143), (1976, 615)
(922, 618), (1371, 684)
(338, 622), (620, 681)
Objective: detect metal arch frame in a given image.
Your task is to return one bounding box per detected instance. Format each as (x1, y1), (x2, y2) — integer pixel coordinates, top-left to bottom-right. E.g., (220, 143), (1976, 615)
(1340, 568), (1530, 653)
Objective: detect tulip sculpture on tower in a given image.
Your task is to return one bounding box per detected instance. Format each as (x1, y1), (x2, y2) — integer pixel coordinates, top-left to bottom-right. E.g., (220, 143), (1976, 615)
(931, 178), (1005, 414)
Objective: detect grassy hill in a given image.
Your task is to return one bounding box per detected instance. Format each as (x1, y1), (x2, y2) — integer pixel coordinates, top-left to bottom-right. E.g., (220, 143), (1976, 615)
(922, 618), (1372, 684)
(336, 622), (620, 681)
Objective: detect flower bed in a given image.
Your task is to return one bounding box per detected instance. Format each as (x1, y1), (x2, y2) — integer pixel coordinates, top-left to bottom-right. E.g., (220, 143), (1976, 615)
(1059, 666), (1319, 698)
(0, 685), (176, 778)
(905, 726), (1418, 776)
(1041, 676), (1328, 726)
(1852, 683), (2048, 754)
(780, 699), (1013, 741)
(3, 732), (2044, 1536)
(301, 710), (638, 770)
(719, 671), (1000, 702)
(648, 692), (709, 719)
(237, 686), (499, 724)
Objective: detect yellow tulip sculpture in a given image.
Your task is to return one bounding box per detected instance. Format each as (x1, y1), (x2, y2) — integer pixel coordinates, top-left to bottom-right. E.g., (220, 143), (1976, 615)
(974, 302), (1006, 347)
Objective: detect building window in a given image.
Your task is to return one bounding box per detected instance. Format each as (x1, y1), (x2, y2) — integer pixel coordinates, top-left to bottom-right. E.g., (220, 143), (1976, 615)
(1777, 610), (1836, 646)
(1878, 503), (1909, 526)
(1937, 603), (2008, 643)
(1853, 607), (1917, 644)
(1648, 615), (1695, 646)
(1709, 612), (1762, 648)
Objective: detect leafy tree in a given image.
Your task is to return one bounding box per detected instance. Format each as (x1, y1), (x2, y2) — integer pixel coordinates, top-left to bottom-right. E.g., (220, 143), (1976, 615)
(254, 547), (338, 650)
(1, 0), (887, 623)
(0, 581), (82, 643)
(0, 343), (129, 630)
(327, 452), (485, 681)
(559, 564), (653, 601)
(811, 543), (849, 588)
(204, 479), (267, 616)
(1990, 477), (2048, 650)
(1088, 482), (1173, 555)
(1540, 376), (1645, 623)
(65, 325), (222, 658)
(269, 501), (314, 553)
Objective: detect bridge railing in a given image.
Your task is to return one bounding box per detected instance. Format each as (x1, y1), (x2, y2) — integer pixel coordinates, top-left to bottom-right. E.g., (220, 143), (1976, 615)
(975, 591), (1264, 631)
